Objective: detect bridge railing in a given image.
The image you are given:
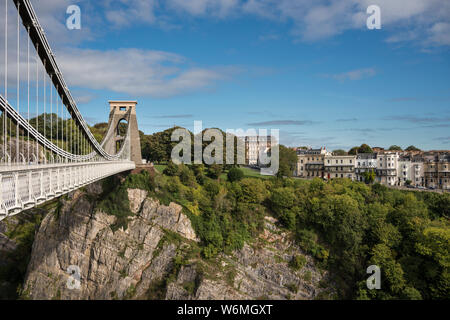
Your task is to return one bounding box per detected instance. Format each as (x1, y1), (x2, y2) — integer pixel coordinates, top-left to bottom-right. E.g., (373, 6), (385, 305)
(0, 160), (135, 220)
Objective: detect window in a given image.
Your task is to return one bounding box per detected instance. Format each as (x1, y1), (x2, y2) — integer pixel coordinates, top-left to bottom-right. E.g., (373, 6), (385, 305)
(120, 106), (127, 111)
(341, 160), (343, 164)
(301, 160), (303, 164)
(336, 160), (338, 164)
(350, 160), (352, 164)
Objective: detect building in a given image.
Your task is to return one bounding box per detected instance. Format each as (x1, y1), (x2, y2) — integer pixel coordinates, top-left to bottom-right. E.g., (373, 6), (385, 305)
(245, 135), (274, 166)
(324, 155), (356, 180)
(293, 145), (449, 189)
(411, 159), (425, 187)
(395, 155), (425, 187)
(355, 153), (378, 182)
(424, 153), (450, 189)
(397, 157), (412, 186)
(296, 148), (329, 178)
(376, 152), (399, 186)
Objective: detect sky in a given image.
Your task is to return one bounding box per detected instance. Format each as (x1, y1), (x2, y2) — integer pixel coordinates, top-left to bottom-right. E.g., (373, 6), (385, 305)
(1, 0), (450, 151)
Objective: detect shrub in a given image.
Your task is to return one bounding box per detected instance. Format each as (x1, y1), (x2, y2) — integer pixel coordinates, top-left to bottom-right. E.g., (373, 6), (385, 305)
(163, 161), (179, 176)
(289, 255), (307, 271)
(227, 167), (244, 182)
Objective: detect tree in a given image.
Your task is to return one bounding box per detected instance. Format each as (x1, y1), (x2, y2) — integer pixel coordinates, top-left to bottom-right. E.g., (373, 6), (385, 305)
(277, 145), (297, 178)
(348, 144), (373, 155)
(358, 144), (373, 154)
(333, 149), (347, 156)
(370, 244), (406, 294)
(227, 167), (244, 182)
(163, 161), (179, 176)
(389, 145), (402, 151)
(348, 147), (359, 155)
(405, 145), (421, 152)
(208, 164), (223, 179)
(238, 178), (267, 203)
(362, 169), (376, 184)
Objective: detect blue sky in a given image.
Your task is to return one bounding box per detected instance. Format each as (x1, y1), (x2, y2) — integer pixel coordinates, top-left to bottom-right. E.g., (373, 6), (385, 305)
(4, 0), (450, 151)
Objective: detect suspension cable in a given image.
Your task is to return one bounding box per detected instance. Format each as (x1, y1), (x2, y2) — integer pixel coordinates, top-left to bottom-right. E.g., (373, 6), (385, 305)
(50, 74), (52, 160)
(4, 0), (7, 164)
(27, 26), (30, 163)
(43, 59), (46, 163)
(56, 85), (58, 149)
(16, 1), (20, 164)
(35, 43), (38, 163)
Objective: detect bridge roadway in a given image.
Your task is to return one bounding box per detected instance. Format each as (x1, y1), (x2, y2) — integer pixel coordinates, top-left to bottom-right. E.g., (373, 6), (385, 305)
(0, 160), (135, 221)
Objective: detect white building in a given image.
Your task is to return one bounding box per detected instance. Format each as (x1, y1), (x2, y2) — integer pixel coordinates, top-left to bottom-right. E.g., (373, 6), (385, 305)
(397, 158), (412, 186)
(355, 153), (378, 182)
(245, 136), (276, 166)
(376, 152), (399, 186)
(411, 161), (425, 187)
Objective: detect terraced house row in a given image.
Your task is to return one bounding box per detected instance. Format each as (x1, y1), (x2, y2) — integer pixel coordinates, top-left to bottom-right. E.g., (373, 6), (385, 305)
(295, 148), (450, 190)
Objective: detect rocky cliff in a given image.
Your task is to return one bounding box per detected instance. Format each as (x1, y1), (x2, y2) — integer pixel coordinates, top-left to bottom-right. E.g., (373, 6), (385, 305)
(10, 181), (333, 300)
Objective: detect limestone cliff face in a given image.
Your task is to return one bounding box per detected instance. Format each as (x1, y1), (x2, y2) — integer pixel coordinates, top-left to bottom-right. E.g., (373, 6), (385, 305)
(21, 182), (333, 300)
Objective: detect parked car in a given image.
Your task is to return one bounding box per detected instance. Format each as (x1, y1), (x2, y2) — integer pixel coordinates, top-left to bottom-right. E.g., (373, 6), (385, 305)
(406, 185), (415, 189)
(416, 186), (426, 190)
(428, 186), (436, 190)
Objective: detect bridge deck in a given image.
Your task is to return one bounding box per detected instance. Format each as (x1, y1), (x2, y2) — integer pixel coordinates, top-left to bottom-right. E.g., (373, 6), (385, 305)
(0, 161), (135, 220)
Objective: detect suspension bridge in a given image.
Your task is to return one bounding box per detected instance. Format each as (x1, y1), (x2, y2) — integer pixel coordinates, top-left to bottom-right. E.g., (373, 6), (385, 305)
(0, 0), (143, 221)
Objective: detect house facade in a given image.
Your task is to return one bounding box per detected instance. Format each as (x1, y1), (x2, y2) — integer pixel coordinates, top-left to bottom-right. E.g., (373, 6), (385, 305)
(356, 153), (378, 182)
(324, 155), (357, 180)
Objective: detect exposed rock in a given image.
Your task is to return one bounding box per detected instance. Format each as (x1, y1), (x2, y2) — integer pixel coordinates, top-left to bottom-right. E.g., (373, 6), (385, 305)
(140, 199), (199, 242)
(127, 189), (148, 214)
(20, 182), (333, 300)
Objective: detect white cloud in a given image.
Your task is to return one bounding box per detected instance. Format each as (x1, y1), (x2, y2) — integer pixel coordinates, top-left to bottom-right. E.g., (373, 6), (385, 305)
(3, 0), (448, 48)
(428, 22), (450, 46)
(56, 48), (236, 98)
(167, 0), (240, 17)
(322, 68), (377, 81)
(104, 0), (157, 27)
(162, 0), (450, 46)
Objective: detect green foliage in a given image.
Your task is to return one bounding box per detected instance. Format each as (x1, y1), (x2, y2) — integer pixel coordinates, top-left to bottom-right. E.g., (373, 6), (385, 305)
(163, 161), (180, 176)
(207, 164), (223, 179)
(117, 159), (449, 301)
(362, 169), (376, 184)
(277, 145), (297, 178)
(349, 144), (373, 155)
(227, 167), (244, 182)
(332, 149), (348, 156)
(388, 145), (402, 151)
(405, 145), (421, 152)
(97, 171), (155, 231)
(289, 255), (307, 271)
(263, 177), (447, 300)
(358, 144), (373, 154)
(0, 213), (43, 299)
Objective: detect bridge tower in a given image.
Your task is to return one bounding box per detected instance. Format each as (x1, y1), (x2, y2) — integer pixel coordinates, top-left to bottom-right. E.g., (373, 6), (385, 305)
(104, 101), (142, 165)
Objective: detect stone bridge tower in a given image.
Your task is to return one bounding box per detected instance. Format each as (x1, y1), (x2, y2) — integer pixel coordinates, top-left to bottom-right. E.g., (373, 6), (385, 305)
(104, 101), (142, 165)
